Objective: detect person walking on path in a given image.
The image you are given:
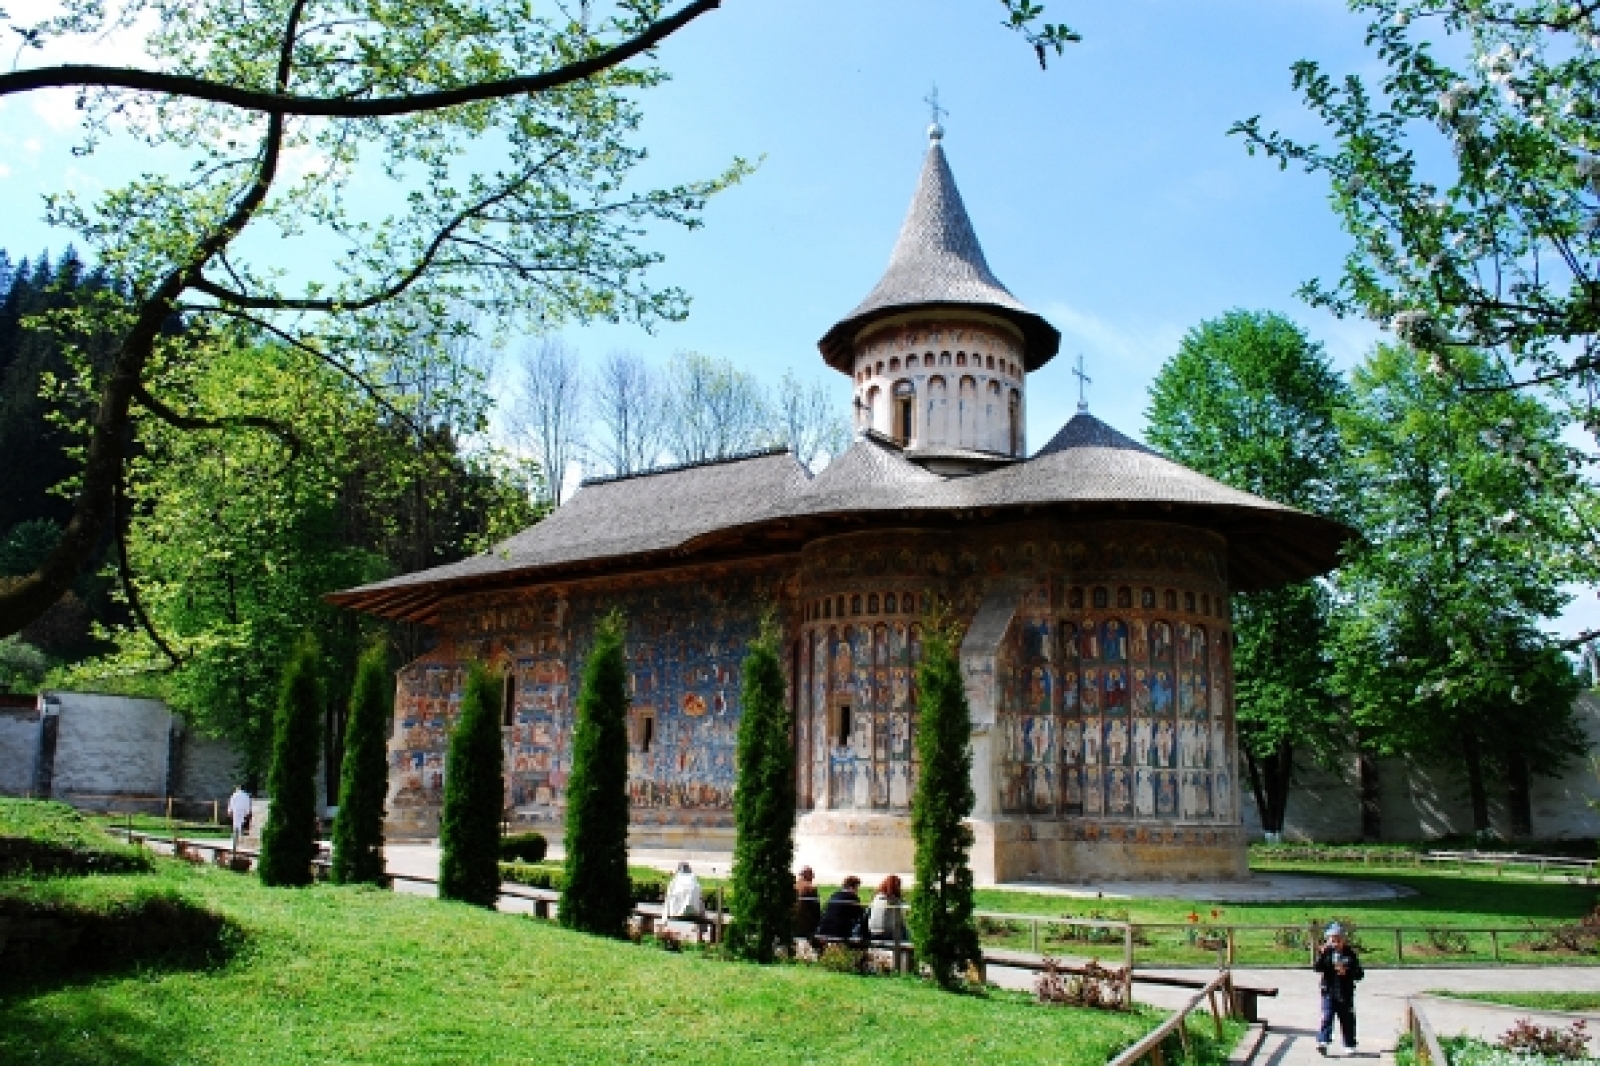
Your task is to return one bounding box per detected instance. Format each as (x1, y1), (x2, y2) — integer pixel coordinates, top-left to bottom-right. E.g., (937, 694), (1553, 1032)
(665, 862), (705, 920)
(1314, 922), (1364, 1055)
(227, 785), (253, 856)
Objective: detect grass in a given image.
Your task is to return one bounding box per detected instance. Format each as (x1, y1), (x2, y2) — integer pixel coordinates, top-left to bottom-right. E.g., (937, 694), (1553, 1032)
(86, 811), (231, 838)
(968, 865), (1599, 967)
(0, 859), (1240, 1066)
(0, 798), (150, 874)
(1430, 991), (1600, 1013)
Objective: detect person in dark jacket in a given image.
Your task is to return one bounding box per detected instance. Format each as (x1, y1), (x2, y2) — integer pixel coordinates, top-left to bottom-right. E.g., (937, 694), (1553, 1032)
(794, 866), (822, 942)
(1313, 922), (1364, 1055)
(816, 876), (864, 943)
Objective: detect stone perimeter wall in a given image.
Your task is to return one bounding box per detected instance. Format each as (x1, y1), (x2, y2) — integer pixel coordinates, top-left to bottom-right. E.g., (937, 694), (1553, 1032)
(1240, 692), (1600, 842)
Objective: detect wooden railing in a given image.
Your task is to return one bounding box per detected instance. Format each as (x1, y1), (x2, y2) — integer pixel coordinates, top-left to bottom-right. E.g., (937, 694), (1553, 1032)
(1406, 998), (1448, 1066)
(1107, 970), (1233, 1066)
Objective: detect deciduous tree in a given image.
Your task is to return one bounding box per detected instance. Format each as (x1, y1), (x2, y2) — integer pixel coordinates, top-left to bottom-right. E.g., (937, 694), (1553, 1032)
(1333, 343), (1590, 836)
(560, 610), (632, 937)
(510, 338), (585, 505)
(727, 616), (794, 963)
(439, 662), (505, 907)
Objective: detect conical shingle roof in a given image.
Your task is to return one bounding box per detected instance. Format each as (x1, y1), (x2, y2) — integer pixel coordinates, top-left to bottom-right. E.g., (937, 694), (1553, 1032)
(818, 134), (1061, 373)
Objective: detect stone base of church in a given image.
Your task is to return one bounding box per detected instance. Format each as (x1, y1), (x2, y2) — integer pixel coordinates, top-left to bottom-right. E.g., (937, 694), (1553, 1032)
(794, 811), (917, 882)
(794, 810), (1247, 885)
(970, 820), (1248, 884)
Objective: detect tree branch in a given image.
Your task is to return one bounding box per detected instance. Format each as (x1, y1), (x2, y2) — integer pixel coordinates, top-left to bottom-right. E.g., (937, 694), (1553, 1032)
(113, 474), (183, 668)
(0, 0), (722, 116)
(133, 382), (302, 453)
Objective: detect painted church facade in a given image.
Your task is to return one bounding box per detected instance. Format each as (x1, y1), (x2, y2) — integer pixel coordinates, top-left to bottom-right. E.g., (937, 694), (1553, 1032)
(333, 127), (1350, 883)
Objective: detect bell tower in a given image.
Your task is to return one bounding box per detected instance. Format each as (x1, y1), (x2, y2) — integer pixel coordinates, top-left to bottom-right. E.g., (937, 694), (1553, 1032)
(818, 123), (1060, 472)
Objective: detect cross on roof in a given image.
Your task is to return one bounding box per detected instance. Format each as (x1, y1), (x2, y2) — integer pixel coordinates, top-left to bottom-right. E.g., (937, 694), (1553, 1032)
(924, 85), (948, 129)
(1073, 354), (1092, 413)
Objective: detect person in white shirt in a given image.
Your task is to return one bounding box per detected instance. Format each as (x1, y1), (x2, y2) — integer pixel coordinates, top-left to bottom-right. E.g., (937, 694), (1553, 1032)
(227, 786), (252, 854)
(664, 862), (704, 920)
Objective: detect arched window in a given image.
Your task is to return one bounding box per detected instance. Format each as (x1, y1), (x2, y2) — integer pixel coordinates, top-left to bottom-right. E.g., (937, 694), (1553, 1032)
(958, 376), (978, 449)
(875, 360), (885, 376)
(865, 385), (881, 433)
(892, 379), (915, 445)
(926, 376), (948, 444)
(1009, 389), (1023, 455)
(956, 351), (967, 366)
(906, 353), (919, 368)
(889, 356), (901, 372)
(939, 351), (952, 366)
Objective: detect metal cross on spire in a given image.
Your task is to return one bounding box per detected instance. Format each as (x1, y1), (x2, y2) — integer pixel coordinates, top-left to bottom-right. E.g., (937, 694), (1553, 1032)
(924, 85), (948, 140)
(1073, 354), (1093, 413)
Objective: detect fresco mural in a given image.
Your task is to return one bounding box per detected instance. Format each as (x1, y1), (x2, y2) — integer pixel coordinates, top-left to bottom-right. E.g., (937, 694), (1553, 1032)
(388, 523), (1240, 844)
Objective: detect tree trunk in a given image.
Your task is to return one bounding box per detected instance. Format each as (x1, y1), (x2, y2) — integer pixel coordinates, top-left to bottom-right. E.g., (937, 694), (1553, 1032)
(1461, 732), (1491, 834)
(1243, 738), (1293, 838)
(1358, 746), (1383, 841)
(1505, 746), (1533, 839)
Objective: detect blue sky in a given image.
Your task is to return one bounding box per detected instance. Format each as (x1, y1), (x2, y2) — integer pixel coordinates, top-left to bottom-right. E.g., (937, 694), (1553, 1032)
(3, 0), (1596, 637)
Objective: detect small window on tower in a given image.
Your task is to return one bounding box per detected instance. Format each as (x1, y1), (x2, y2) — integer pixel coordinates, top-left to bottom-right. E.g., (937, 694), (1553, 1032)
(1069, 587), (1084, 609)
(823, 598), (832, 619)
(1141, 587), (1156, 609)
(868, 593), (880, 614)
(1093, 586), (1109, 609)
(851, 594), (863, 616)
(1165, 589), (1178, 610)
(1184, 591), (1197, 613)
(987, 354), (996, 370)
(885, 592), (897, 613)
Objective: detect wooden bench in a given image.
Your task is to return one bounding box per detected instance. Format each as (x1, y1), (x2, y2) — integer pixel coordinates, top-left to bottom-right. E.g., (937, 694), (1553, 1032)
(812, 934), (917, 974)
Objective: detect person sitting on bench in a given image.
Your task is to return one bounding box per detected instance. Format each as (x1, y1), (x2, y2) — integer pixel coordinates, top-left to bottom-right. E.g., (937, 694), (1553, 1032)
(867, 874), (907, 944)
(816, 876), (864, 944)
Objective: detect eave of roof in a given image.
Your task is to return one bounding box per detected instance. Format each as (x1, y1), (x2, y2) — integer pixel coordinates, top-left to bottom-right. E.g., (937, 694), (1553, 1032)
(328, 413), (1356, 622)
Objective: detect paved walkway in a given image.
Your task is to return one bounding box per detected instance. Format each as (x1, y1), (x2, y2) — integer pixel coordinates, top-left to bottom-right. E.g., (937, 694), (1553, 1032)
(985, 957), (1600, 1066)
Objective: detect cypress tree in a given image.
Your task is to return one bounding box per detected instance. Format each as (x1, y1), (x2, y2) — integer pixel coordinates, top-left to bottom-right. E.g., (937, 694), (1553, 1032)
(259, 637), (324, 888)
(331, 641), (391, 885)
(727, 617), (795, 962)
(560, 610), (632, 937)
(439, 662), (505, 907)
(908, 621), (980, 988)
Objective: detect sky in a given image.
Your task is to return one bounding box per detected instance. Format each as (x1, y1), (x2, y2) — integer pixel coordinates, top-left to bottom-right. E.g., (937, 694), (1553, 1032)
(2, 0), (1596, 637)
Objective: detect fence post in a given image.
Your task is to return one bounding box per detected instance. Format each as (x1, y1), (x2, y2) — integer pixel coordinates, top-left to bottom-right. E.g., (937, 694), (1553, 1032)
(1491, 929), (1500, 962)
(1309, 921), (1320, 965)
(1226, 926), (1235, 967)
(1032, 918), (1039, 955)
(1394, 928), (1403, 964)
(1124, 924), (1135, 1008)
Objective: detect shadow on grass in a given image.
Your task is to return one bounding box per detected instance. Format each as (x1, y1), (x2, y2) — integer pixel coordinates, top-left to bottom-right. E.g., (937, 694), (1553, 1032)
(0, 997), (191, 1066)
(0, 890), (244, 995)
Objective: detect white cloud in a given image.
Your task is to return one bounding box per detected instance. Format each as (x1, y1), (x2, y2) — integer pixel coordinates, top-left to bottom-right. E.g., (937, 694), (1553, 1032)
(0, 164), (11, 180)
(31, 89), (82, 132)
(23, 139), (43, 154)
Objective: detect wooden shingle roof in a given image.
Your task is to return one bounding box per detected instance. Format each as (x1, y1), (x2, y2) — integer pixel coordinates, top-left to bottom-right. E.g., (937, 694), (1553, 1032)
(328, 414), (1353, 622)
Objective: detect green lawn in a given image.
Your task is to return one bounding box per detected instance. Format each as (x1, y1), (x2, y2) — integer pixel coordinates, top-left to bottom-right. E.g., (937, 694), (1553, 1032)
(0, 858), (1241, 1066)
(1430, 991), (1600, 1013)
(968, 866), (1599, 967)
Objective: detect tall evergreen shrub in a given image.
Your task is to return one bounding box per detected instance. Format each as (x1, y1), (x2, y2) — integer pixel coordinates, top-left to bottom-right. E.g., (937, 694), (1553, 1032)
(560, 610), (632, 936)
(439, 662), (505, 906)
(727, 617), (795, 962)
(908, 621), (980, 987)
(259, 637), (324, 888)
(331, 641), (391, 885)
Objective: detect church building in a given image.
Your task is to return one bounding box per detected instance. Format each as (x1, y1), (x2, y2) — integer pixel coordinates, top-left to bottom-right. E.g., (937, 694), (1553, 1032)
(330, 124), (1350, 883)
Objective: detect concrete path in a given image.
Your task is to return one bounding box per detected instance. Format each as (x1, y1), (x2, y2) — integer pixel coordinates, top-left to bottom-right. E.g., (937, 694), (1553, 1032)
(986, 957), (1600, 1066)
(992, 875), (1417, 903)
